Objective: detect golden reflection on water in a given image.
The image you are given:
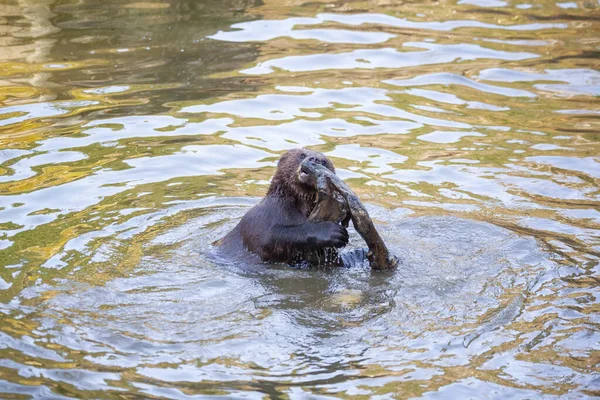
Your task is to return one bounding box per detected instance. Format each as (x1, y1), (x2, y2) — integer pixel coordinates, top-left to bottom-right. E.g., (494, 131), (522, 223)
(0, 0), (599, 398)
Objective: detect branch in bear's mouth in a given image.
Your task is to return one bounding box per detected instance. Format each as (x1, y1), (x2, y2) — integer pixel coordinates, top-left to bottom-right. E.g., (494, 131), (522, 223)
(300, 159), (398, 271)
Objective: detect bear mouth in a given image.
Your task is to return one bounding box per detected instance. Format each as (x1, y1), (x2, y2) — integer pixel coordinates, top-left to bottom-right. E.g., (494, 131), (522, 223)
(296, 161), (323, 214)
(297, 162), (315, 186)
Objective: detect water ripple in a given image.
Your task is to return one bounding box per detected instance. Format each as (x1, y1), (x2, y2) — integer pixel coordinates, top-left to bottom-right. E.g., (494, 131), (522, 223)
(241, 43), (539, 74)
(0, 0), (598, 398)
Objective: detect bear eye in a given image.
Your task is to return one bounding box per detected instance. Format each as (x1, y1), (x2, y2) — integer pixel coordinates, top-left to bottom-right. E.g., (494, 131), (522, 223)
(300, 153), (306, 159)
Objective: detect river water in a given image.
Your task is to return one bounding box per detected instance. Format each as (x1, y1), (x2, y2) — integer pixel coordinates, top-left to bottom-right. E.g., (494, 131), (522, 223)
(0, 0), (599, 398)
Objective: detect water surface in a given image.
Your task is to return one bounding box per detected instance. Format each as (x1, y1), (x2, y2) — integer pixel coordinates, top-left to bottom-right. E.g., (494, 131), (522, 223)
(0, 0), (599, 398)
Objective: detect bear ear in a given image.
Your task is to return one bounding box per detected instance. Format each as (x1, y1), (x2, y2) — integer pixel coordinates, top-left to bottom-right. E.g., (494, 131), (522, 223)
(277, 149), (296, 168)
(278, 150), (290, 164)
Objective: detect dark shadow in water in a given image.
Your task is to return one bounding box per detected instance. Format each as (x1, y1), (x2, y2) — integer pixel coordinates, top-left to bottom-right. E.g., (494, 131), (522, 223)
(2, 0), (265, 115)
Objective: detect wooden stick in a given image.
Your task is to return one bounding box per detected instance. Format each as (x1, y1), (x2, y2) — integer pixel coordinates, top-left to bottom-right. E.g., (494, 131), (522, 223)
(302, 160), (398, 271)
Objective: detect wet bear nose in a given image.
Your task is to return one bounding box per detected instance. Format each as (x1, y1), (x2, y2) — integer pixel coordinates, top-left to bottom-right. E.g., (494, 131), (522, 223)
(308, 157), (323, 165)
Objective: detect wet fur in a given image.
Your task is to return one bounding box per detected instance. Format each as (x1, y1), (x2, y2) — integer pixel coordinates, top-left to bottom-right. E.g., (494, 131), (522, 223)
(219, 149), (348, 264)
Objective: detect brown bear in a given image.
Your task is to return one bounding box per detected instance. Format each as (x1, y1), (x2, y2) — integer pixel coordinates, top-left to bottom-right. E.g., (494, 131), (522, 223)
(218, 148), (349, 264)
